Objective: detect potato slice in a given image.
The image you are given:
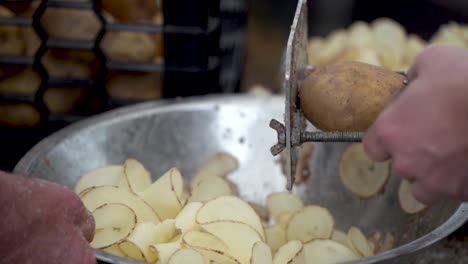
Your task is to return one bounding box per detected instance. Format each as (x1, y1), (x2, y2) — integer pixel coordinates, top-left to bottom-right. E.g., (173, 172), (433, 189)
(347, 226), (373, 257)
(168, 248), (208, 264)
(338, 143), (390, 198)
(398, 179), (428, 214)
(74, 165), (124, 194)
(273, 240), (305, 264)
(265, 225), (287, 254)
(286, 206), (334, 243)
(138, 167), (184, 220)
(379, 232), (395, 253)
(90, 203), (137, 249)
(249, 202), (270, 223)
(201, 220), (263, 264)
(196, 196), (266, 241)
(266, 192), (304, 218)
(80, 185), (160, 223)
(119, 219), (176, 262)
(149, 241), (182, 264)
(121, 159), (152, 193)
(102, 244), (126, 257)
(187, 176), (234, 203)
(182, 230), (240, 264)
(331, 230), (349, 247)
(190, 152), (239, 189)
(170, 234), (183, 243)
(277, 212), (294, 230)
(175, 202), (203, 233)
(371, 18), (406, 70)
(250, 241), (273, 264)
(303, 239), (359, 263)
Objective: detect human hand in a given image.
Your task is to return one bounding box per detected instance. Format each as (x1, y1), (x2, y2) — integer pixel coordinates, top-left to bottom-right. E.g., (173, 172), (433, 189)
(0, 172), (96, 264)
(363, 44), (468, 205)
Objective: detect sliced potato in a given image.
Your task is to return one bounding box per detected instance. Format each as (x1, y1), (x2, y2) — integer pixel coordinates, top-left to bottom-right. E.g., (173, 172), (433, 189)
(250, 241), (273, 264)
(265, 225), (287, 254)
(74, 165), (124, 194)
(102, 244), (126, 257)
(182, 230), (239, 264)
(331, 230), (349, 247)
(138, 167), (184, 220)
(266, 192), (304, 218)
(119, 219), (175, 262)
(170, 234), (183, 243)
(347, 226), (373, 257)
(187, 176), (234, 203)
(286, 206), (335, 243)
(80, 185), (160, 224)
(196, 196), (265, 240)
(398, 179), (428, 214)
(379, 232), (395, 253)
(175, 202), (203, 233)
(168, 248), (208, 264)
(201, 220), (263, 264)
(149, 241), (182, 264)
(122, 159), (152, 193)
(190, 152), (239, 189)
(277, 212), (294, 230)
(273, 240), (305, 264)
(303, 239), (359, 263)
(90, 203), (137, 249)
(371, 18), (406, 70)
(348, 21), (375, 49)
(249, 202), (270, 223)
(338, 143), (390, 198)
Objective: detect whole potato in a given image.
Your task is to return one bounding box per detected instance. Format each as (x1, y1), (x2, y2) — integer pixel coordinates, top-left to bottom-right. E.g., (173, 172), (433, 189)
(0, 5), (25, 56)
(40, 8), (101, 40)
(299, 61), (406, 132)
(101, 0), (160, 22)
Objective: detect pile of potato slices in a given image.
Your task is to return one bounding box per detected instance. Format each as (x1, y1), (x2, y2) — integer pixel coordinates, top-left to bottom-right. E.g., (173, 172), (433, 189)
(74, 152), (396, 264)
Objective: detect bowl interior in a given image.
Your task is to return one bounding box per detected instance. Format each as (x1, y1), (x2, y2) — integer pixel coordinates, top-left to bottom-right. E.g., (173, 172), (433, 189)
(15, 95), (464, 262)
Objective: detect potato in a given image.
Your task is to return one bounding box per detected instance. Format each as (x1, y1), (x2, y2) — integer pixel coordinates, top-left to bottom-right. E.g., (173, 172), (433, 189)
(102, 244), (126, 257)
(303, 239), (359, 264)
(333, 47), (382, 67)
(398, 179), (428, 214)
(182, 230), (240, 264)
(138, 167), (183, 220)
(105, 71), (162, 100)
(200, 221), (263, 264)
(119, 220), (175, 262)
(101, 31), (157, 62)
(248, 202), (270, 223)
(0, 68), (39, 94)
(371, 18), (407, 70)
(300, 61), (406, 132)
(402, 35), (427, 66)
(316, 30), (348, 65)
(273, 240), (305, 264)
(149, 241), (182, 264)
(286, 206), (334, 243)
(196, 196), (265, 241)
(331, 230), (349, 247)
(0, 103), (41, 127)
(307, 37), (324, 65)
(43, 86), (88, 114)
(265, 225), (287, 254)
(168, 248), (208, 264)
(175, 202), (203, 234)
(348, 21), (375, 49)
(277, 212), (294, 230)
(187, 176), (235, 204)
(338, 143), (391, 198)
(280, 143), (314, 185)
(101, 0), (160, 22)
(80, 185), (160, 223)
(0, 5), (25, 56)
(190, 152), (239, 189)
(90, 203), (136, 249)
(250, 241), (273, 264)
(266, 192), (304, 219)
(120, 159), (152, 193)
(40, 8), (101, 40)
(74, 165), (124, 194)
(41, 50), (96, 79)
(347, 226), (373, 257)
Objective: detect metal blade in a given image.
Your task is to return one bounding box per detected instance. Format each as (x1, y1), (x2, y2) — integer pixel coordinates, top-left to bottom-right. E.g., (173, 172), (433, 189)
(283, 0), (308, 190)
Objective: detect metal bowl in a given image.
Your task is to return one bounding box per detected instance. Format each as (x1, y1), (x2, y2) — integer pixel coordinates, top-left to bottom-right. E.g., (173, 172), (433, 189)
(14, 95), (468, 264)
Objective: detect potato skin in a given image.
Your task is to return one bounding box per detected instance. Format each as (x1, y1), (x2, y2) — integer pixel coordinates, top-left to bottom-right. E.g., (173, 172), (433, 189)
(299, 61), (406, 132)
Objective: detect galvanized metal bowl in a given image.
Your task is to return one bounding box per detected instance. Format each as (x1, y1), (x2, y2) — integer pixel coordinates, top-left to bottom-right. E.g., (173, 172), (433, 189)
(14, 95), (468, 264)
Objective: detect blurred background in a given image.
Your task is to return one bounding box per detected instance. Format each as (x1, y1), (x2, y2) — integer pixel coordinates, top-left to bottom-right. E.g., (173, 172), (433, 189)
(0, 0), (467, 171)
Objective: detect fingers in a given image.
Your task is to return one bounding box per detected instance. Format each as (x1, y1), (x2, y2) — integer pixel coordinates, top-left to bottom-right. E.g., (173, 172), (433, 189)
(410, 181), (439, 205)
(363, 122), (391, 162)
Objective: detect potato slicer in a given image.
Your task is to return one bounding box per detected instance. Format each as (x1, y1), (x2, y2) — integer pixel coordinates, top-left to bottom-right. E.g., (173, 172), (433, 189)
(269, 0), (364, 191)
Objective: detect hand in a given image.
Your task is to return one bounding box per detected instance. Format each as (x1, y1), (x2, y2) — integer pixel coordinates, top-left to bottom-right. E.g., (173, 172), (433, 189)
(0, 172), (96, 264)
(363, 44), (468, 205)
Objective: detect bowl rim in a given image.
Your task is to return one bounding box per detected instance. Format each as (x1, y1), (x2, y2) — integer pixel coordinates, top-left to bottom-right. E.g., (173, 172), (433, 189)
(13, 94), (468, 264)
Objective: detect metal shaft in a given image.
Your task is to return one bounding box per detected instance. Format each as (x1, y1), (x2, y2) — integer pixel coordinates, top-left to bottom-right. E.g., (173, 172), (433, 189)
(300, 131), (364, 143)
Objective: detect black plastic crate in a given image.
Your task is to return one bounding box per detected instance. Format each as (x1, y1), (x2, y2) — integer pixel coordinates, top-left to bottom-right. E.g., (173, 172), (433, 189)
(0, 0), (247, 170)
